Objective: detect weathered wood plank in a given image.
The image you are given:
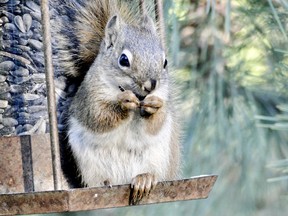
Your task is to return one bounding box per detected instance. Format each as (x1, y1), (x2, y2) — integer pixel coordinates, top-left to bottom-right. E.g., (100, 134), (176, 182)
(0, 175), (217, 215)
(0, 136), (25, 193)
(30, 134), (54, 191)
(0, 134), (68, 193)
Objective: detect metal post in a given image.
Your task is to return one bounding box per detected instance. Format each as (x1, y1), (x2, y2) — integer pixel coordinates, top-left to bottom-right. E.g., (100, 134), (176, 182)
(40, 0), (62, 190)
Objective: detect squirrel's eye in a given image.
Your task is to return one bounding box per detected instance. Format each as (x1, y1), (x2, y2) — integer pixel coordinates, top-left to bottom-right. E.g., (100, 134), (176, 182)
(119, 54), (130, 67)
(163, 59), (168, 69)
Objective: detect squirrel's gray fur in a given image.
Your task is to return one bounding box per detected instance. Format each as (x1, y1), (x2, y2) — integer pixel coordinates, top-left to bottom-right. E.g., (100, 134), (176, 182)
(53, 0), (181, 201)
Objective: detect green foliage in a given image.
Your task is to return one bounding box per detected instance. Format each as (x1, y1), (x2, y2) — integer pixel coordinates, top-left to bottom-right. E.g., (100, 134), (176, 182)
(165, 0), (288, 215)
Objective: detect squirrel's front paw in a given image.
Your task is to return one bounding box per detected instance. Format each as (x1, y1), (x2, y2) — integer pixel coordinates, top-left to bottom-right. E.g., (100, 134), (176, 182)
(117, 90), (140, 111)
(130, 173), (157, 205)
(140, 95), (163, 116)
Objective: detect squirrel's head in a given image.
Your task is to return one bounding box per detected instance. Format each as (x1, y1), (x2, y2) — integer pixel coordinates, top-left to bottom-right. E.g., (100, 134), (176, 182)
(100, 14), (168, 99)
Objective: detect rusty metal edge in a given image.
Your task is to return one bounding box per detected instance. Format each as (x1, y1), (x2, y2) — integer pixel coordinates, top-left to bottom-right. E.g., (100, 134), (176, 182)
(0, 175), (217, 215)
(0, 190), (69, 215)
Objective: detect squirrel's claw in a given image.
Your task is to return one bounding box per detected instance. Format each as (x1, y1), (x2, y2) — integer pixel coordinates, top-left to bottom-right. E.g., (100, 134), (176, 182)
(129, 173), (157, 205)
(103, 179), (112, 188)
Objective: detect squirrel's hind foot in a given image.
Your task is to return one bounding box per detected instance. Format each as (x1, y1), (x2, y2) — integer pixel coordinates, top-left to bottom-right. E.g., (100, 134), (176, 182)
(103, 179), (112, 188)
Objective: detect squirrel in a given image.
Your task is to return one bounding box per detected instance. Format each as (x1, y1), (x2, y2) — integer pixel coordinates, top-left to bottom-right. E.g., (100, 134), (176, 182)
(52, 0), (181, 204)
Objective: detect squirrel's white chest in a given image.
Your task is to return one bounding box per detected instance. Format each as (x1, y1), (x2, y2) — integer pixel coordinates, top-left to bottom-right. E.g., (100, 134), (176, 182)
(68, 115), (172, 186)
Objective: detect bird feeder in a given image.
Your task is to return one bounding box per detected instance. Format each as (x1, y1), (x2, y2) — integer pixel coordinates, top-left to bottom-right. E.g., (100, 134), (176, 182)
(0, 0), (217, 215)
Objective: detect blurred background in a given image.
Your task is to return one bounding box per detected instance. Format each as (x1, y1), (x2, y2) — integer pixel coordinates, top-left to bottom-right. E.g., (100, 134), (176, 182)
(26, 0), (287, 215)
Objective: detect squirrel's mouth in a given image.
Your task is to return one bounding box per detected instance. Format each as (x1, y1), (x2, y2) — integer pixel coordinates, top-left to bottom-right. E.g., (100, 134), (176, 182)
(134, 93), (146, 101)
(118, 85), (146, 101)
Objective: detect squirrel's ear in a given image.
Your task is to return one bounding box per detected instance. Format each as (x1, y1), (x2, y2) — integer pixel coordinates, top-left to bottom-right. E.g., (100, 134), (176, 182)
(105, 15), (122, 49)
(140, 15), (157, 34)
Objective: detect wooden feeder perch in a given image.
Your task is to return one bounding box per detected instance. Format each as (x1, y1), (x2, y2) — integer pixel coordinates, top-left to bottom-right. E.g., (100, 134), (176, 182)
(0, 0), (217, 215)
(0, 135), (217, 215)
(0, 135), (217, 214)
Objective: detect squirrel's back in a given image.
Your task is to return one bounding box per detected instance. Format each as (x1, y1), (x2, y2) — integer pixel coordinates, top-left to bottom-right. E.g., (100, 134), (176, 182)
(52, 0), (154, 77)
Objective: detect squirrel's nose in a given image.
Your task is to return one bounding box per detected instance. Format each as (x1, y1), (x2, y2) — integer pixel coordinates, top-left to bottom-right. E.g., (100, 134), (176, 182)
(142, 79), (157, 93)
